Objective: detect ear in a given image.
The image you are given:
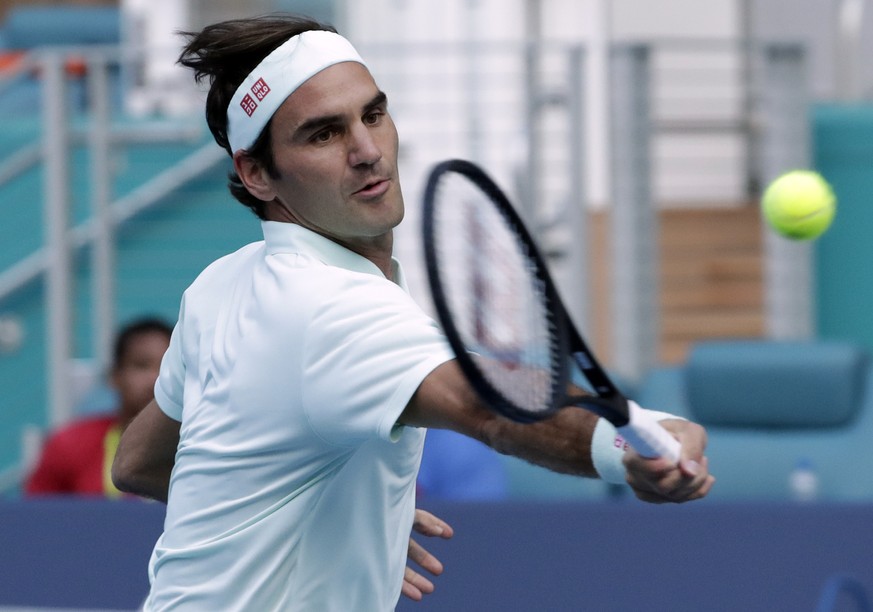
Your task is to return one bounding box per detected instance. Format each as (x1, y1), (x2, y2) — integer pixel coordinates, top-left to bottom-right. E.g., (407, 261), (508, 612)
(233, 151), (277, 202)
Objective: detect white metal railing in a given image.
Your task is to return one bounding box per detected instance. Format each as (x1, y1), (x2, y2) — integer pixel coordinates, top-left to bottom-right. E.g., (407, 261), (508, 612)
(836, 0), (867, 100)
(0, 48), (221, 486)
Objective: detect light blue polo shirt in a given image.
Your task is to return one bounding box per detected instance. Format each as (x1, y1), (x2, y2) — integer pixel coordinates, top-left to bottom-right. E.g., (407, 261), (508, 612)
(147, 221), (454, 611)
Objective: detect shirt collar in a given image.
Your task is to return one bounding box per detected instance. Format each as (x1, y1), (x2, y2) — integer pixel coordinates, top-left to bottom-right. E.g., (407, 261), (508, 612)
(261, 221), (407, 289)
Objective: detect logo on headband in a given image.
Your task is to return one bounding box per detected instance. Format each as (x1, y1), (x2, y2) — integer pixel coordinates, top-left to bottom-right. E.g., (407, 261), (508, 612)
(240, 94), (257, 117)
(239, 78), (272, 118)
(252, 78), (271, 101)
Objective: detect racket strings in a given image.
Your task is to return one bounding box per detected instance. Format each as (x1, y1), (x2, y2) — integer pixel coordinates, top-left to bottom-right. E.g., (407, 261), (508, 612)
(431, 172), (564, 415)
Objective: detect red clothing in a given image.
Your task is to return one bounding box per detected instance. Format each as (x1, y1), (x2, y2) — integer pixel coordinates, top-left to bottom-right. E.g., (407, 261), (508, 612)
(24, 414), (119, 496)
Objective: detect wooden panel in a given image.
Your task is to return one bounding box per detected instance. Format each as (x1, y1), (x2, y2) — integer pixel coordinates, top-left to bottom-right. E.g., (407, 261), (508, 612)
(587, 204), (764, 369)
(660, 281), (762, 309)
(660, 310), (765, 338)
(661, 254), (762, 282)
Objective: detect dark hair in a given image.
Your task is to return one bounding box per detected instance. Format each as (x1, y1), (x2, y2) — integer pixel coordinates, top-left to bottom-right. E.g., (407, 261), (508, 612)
(113, 317), (173, 369)
(177, 14), (337, 219)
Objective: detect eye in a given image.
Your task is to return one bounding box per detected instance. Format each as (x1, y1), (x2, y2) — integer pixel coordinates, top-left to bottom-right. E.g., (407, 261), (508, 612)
(312, 128), (338, 144)
(364, 109), (384, 126)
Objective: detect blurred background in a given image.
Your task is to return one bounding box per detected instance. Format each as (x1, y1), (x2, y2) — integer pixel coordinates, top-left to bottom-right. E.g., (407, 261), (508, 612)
(1, 0), (873, 610)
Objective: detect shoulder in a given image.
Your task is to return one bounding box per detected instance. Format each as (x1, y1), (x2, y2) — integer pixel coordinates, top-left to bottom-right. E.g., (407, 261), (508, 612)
(315, 266), (411, 303)
(301, 269), (449, 371)
(305, 270), (423, 331)
(262, 261), (414, 321)
(186, 241), (264, 296)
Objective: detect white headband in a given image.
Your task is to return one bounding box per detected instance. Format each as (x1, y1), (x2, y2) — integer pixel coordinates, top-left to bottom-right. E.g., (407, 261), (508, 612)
(226, 30), (366, 154)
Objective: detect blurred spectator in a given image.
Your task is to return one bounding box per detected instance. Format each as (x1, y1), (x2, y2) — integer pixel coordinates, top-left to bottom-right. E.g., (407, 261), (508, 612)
(24, 317), (172, 497)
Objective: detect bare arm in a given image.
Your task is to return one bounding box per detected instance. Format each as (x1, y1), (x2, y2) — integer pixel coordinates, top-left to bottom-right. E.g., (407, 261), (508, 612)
(401, 360), (600, 478)
(401, 360), (714, 502)
(111, 399), (180, 503)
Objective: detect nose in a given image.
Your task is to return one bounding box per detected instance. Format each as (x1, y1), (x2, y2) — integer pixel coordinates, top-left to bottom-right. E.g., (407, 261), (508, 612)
(348, 123), (382, 168)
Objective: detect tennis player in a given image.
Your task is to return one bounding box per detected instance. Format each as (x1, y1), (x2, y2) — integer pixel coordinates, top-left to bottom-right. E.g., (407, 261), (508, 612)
(112, 13), (714, 611)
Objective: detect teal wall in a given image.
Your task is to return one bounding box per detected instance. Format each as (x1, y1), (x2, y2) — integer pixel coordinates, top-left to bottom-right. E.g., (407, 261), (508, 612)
(814, 104), (873, 353)
(0, 286), (47, 474)
(274, 0), (336, 24)
(0, 126), (260, 474)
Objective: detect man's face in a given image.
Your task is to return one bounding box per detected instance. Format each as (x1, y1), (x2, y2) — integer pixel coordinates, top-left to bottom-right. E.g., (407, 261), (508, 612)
(259, 62), (403, 252)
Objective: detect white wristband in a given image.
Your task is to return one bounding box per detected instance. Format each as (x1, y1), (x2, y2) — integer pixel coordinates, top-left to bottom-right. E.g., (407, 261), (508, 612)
(590, 418), (628, 484)
(590, 409), (685, 484)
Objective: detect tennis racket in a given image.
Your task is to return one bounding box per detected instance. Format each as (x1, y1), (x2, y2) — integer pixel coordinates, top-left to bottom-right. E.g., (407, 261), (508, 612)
(422, 159), (680, 462)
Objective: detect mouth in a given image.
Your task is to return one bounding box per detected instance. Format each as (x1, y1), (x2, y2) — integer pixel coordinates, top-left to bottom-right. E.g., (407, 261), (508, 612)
(353, 178), (390, 199)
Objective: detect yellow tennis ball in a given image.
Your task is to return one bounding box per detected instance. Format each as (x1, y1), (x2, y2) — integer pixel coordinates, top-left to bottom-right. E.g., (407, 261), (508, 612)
(761, 170), (836, 240)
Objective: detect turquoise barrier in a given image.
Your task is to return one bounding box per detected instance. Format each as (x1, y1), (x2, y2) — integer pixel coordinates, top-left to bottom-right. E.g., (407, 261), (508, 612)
(814, 104), (873, 353)
(0, 124), (259, 473)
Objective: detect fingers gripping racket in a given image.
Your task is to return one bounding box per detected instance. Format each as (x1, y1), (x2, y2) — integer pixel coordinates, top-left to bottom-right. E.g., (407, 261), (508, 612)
(422, 159), (680, 462)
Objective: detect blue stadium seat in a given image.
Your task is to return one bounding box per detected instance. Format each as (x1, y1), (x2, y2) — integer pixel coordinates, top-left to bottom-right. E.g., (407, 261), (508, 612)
(0, 6), (122, 118)
(636, 339), (873, 501)
(1, 6), (119, 49)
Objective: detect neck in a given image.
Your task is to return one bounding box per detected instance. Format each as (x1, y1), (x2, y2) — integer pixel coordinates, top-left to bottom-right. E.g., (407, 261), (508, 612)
(264, 203), (396, 280)
(339, 234), (395, 281)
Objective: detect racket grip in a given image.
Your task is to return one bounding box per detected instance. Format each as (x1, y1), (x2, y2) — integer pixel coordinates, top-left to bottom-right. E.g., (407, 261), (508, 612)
(617, 400), (682, 464)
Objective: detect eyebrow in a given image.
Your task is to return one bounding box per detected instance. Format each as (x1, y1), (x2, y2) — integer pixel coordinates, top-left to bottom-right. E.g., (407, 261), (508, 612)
(295, 91), (388, 139)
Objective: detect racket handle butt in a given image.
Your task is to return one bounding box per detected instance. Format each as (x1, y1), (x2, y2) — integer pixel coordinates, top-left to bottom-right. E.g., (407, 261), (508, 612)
(618, 401), (682, 463)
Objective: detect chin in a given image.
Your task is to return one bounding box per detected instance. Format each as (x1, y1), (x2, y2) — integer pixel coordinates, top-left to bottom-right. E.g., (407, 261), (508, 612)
(377, 196), (404, 229)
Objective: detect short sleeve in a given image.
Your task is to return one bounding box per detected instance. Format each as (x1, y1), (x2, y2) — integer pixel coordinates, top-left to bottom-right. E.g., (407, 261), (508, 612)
(154, 300), (186, 422)
(300, 273), (454, 446)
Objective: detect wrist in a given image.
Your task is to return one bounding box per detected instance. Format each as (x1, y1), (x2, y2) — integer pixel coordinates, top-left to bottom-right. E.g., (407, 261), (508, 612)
(590, 418), (628, 484)
(590, 409), (684, 484)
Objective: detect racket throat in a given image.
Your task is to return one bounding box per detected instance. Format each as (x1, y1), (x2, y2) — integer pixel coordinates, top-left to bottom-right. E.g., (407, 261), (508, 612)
(572, 395), (631, 428)
(571, 353), (618, 397)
